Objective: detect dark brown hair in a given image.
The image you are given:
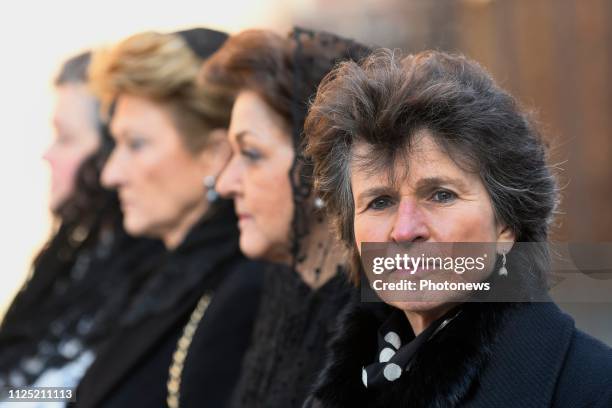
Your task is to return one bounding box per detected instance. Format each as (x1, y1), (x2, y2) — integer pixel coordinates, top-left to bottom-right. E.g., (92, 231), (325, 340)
(304, 50), (559, 285)
(199, 28), (371, 261)
(199, 30), (292, 124)
(55, 51), (92, 85)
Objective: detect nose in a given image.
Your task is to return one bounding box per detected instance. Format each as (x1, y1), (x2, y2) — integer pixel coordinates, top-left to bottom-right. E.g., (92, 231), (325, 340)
(390, 198), (430, 243)
(216, 155), (242, 198)
(42, 143), (56, 165)
(100, 147), (123, 189)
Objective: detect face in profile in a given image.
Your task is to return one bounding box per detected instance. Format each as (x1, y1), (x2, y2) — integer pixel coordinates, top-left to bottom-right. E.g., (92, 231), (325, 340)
(351, 131), (515, 312)
(102, 94), (230, 248)
(44, 84), (100, 212)
(217, 90), (295, 263)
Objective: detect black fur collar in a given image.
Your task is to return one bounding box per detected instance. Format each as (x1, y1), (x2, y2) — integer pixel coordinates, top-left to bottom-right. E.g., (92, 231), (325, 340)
(308, 301), (515, 408)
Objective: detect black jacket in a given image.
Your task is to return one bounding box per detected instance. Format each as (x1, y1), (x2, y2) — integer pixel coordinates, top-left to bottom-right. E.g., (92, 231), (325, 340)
(306, 300), (612, 408)
(74, 204), (264, 407)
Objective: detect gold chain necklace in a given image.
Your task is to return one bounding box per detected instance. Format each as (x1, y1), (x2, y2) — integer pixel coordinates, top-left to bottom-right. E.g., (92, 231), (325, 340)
(166, 293), (212, 408)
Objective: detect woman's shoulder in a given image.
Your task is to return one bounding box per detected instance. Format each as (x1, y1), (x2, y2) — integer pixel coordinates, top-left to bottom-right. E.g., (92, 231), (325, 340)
(179, 259), (265, 407)
(553, 327), (612, 407)
(566, 327), (612, 370)
(206, 258), (265, 313)
(492, 302), (612, 407)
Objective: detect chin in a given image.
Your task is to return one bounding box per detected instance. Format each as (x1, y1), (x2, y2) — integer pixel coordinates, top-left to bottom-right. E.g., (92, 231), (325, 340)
(239, 235), (267, 260)
(389, 300), (447, 313)
(123, 217), (148, 238)
(49, 191), (68, 214)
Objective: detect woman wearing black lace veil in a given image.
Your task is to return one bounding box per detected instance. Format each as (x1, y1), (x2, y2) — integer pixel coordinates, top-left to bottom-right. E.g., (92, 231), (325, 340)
(199, 28), (371, 407)
(0, 52), (161, 396)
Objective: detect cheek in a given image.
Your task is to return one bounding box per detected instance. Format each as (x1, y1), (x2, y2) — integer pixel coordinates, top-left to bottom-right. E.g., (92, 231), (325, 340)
(52, 152), (86, 188)
(251, 171), (293, 239)
(432, 203), (499, 242)
(354, 213), (395, 251)
(123, 153), (174, 225)
(141, 156), (202, 213)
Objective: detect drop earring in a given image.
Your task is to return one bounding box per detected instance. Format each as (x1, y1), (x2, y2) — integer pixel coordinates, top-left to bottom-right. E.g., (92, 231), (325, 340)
(204, 175), (218, 203)
(498, 252), (508, 276)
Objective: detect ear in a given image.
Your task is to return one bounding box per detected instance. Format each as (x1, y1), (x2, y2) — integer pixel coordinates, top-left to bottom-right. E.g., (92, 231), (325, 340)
(196, 128), (231, 174)
(496, 223), (516, 255)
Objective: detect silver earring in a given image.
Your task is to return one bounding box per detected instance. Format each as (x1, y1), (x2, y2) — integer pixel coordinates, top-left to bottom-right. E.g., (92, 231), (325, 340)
(314, 197), (325, 210)
(204, 175), (218, 202)
(498, 252), (508, 276)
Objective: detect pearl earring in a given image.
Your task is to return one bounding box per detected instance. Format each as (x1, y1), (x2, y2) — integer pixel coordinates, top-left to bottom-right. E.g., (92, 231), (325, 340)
(498, 252), (508, 276)
(204, 175), (218, 203)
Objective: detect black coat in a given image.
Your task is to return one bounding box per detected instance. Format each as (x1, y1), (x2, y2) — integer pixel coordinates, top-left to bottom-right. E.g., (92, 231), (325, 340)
(73, 204), (264, 407)
(306, 300), (612, 408)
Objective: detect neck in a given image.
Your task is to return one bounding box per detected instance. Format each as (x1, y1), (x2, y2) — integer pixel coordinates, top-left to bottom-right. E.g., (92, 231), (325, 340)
(162, 201), (208, 250)
(294, 217), (345, 289)
(403, 303), (457, 336)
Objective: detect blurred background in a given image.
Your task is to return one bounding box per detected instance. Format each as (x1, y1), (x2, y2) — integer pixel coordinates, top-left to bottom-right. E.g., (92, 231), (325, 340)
(1, 0), (610, 343)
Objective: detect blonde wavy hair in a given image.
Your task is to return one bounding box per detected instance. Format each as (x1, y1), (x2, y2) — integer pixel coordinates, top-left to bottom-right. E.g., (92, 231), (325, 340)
(89, 31), (229, 153)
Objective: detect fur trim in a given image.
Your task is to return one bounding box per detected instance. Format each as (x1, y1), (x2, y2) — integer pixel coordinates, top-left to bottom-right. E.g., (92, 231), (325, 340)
(308, 302), (514, 408)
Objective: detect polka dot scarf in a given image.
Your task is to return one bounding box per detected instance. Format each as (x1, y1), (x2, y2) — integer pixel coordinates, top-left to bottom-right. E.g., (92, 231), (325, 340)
(362, 307), (462, 389)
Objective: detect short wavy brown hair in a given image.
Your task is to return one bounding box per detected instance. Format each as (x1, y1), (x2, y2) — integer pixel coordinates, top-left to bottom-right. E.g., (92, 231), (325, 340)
(305, 50), (558, 285)
(89, 31), (228, 153)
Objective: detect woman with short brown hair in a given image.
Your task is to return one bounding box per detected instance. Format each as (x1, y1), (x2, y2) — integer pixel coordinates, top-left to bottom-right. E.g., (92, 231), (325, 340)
(303, 50), (612, 407)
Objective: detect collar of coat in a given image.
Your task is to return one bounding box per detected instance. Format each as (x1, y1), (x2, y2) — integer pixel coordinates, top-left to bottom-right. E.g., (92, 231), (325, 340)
(308, 299), (575, 408)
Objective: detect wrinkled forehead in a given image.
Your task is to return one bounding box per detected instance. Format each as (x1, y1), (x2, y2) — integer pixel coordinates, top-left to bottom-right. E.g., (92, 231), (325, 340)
(350, 130), (479, 188)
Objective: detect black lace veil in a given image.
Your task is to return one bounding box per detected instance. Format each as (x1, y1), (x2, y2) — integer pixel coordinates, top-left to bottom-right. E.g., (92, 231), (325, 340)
(286, 27), (371, 280)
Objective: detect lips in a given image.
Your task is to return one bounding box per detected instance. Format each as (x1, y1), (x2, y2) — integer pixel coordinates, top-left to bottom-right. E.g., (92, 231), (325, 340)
(117, 193), (133, 211)
(237, 213), (253, 228)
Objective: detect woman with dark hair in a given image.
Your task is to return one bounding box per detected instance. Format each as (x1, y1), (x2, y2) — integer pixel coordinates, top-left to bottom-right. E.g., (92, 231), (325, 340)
(303, 50), (612, 407)
(199, 28), (370, 407)
(0, 52), (161, 397)
(73, 28), (263, 408)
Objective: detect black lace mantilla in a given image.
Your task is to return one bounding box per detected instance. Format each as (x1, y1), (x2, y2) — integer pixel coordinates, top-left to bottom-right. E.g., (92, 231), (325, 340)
(287, 27), (372, 272)
(229, 263), (353, 408)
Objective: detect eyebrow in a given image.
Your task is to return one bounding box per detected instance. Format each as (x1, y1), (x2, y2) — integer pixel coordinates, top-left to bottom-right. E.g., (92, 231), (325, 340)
(414, 176), (469, 193)
(234, 130), (258, 145)
(355, 175), (470, 208)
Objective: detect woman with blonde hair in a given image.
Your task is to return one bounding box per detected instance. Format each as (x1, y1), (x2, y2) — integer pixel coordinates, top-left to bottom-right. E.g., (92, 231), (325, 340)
(74, 29), (263, 407)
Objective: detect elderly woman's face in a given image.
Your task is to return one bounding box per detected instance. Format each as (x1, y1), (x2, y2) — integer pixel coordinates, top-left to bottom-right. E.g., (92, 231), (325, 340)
(352, 131), (515, 312)
(102, 94), (229, 248)
(217, 90), (295, 263)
